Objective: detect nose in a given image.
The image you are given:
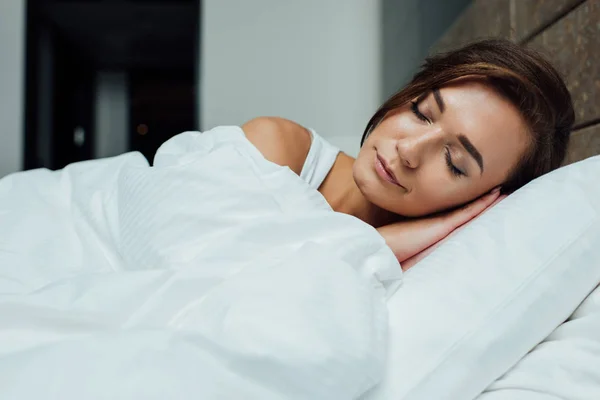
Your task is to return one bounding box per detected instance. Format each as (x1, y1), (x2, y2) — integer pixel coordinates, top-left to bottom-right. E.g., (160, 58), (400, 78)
(395, 129), (440, 169)
(396, 135), (426, 169)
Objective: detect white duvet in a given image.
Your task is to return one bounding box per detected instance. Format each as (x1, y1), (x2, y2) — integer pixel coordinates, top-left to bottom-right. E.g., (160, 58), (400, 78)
(0, 127), (402, 399)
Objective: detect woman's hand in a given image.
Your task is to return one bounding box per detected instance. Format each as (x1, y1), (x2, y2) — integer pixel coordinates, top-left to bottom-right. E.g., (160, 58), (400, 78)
(377, 188), (505, 270)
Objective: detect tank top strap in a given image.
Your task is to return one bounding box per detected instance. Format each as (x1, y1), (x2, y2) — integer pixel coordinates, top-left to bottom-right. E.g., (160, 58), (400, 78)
(299, 129), (340, 190)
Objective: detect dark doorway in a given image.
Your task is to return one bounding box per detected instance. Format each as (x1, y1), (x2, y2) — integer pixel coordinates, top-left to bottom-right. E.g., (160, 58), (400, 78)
(130, 69), (196, 163)
(24, 0), (200, 170)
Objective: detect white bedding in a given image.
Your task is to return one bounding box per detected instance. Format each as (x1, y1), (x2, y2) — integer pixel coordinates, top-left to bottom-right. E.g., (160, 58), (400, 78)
(478, 283), (600, 400)
(2, 125), (599, 400)
(363, 154), (600, 400)
(0, 127), (402, 399)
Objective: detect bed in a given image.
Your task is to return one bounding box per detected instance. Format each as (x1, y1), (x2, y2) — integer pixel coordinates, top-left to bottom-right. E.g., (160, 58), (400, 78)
(0, 2), (598, 399)
(362, 1), (600, 399)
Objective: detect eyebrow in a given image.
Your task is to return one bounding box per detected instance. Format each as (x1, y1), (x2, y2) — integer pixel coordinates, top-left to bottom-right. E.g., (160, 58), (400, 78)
(432, 88), (445, 113)
(458, 134), (484, 173)
(431, 88), (484, 174)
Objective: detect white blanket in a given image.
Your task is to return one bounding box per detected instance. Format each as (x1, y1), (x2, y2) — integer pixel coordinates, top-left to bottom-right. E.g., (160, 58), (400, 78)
(0, 127), (402, 399)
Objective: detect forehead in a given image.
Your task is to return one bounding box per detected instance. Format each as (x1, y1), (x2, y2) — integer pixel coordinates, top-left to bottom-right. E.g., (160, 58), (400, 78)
(438, 80), (530, 179)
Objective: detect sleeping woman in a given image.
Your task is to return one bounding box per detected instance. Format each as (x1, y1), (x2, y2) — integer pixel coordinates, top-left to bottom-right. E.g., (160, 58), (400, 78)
(241, 39), (574, 269)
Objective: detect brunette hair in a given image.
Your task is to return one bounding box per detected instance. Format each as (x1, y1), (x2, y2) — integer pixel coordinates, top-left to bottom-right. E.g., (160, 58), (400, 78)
(362, 39), (574, 193)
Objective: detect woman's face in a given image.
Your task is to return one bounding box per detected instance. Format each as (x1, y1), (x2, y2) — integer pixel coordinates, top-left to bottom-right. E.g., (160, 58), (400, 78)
(353, 79), (530, 217)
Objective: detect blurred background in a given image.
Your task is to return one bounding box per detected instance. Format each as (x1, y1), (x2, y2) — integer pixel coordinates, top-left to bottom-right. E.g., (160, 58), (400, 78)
(0, 0), (471, 177)
(5, 0), (595, 179)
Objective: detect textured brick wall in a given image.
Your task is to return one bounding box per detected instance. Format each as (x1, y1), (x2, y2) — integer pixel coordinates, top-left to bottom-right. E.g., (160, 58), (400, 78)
(432, 0), (599, 164)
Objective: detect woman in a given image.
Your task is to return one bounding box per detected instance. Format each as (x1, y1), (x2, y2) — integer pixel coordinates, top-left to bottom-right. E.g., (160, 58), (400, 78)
(242, 39), (574, 269)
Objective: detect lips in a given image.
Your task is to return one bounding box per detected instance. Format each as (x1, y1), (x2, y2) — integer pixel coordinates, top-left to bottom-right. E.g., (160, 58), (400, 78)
(375, 154), (402, 187)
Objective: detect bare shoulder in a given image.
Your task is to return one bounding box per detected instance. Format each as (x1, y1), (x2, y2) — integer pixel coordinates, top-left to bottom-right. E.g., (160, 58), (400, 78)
(242, 116), (312, 175)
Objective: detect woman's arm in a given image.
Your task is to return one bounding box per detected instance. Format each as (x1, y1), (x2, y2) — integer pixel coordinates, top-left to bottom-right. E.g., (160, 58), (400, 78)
(379, 190), (504, 270)
(242, 117), (312, 175)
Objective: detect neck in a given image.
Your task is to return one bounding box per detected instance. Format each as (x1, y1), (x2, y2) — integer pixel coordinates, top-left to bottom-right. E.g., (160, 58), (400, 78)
(319, 153), (396, 227)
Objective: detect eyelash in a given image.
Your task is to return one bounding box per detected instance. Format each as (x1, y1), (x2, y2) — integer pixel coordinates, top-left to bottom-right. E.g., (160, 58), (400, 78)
(445, 148), (465, 177)
(412, 100), (464, 177)
(411, 101), (430, 123)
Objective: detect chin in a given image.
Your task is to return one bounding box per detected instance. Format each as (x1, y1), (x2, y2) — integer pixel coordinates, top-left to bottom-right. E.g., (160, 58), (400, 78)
(354, 177), (405, 216)
(363, 185), (436, 218)
(368, 192), (409, 216)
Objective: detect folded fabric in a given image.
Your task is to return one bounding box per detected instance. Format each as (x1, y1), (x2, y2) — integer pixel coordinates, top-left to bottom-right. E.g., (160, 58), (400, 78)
(477, 283), (600, 400)
(0, 127), (402, 399)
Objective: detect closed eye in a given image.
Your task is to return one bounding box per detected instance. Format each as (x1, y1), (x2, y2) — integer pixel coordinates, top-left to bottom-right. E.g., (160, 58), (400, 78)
(411, 101), (430, 123)
(445, 148), (465, 177)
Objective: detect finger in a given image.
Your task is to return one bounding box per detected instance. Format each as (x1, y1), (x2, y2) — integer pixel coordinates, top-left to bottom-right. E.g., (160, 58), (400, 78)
(474, 187), (503, 208)
(479, 187), (502, 205)
(486, 193), (508, 210)
(464, 188), (500, 213)
(449, 188), (501, 226)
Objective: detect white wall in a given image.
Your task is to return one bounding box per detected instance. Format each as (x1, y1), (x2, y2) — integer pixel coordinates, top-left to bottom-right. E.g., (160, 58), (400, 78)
(94, 71), (129, 159)
(0, 0), (26, 177)
(200, 0), (382, 157)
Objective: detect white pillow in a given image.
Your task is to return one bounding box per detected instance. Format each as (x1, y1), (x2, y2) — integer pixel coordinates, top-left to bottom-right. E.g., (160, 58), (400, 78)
(363, 155), (600, 400)
(477, 283), (600, 400)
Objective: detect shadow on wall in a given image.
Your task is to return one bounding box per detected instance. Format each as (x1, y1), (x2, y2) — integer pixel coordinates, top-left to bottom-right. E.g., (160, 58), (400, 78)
(381, 0), (471, 100)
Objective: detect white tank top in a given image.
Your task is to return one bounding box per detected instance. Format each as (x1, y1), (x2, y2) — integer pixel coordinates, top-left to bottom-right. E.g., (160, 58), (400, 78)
(299, 129), (340, 190)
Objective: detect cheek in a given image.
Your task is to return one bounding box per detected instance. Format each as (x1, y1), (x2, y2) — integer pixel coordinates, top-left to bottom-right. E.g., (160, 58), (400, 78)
(407, 185), (450, 216)
(367, 110), (413, 141)
(414, 168), (452, 206)
(353, 154), (377, 192)
(405, 171), (472, 216)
